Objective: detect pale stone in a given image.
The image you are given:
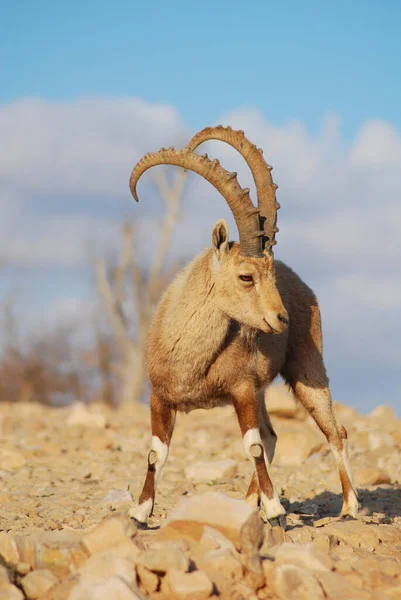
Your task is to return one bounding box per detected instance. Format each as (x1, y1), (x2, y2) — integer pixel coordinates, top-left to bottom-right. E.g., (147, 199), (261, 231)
(265, 384), (307, 419)
(263, 524), (288, 550)
(0, 566), (10, 584)
(78, 539), (140, 582)
(272, 563), (325, 600)
(163, 492), (256, 549)
(163, 568), (213, 600)
(273, 542), (332, 571)
(184, 459), (237, 481)
(81, 515), (136, 555)
(368, 430), (394, 450)
(355, 467), (391, 487)
(100, 489), (133, 508)
(21, 569), (58, 599)
(0, 582), (24, 600)
(239, 511), (265, 590)
(15, 536), (36, 569)
(199, 525), (237, 554)
(333, 402), (360, 422)
(196, 547), (243, 593)
(136, 564), (159, 594)
(0, 532), (20, 564)
(0, 449), (26, 471)
(34, 530), (88, 577)
(68, 576), (143, 600)
(386, 586), (401, 599)
(317, 570), (370, 600)
(322, 521), (380, 550)
(274, 429), (325, 465)
(66, 403), (106, 428)
(369, 405), (396, 421)
(137, 543), (189, 574)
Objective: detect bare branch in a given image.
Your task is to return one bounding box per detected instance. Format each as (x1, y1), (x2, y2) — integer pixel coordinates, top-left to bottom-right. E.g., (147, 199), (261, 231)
(95, 258), (131, 355)
(148, 167), (186, 303)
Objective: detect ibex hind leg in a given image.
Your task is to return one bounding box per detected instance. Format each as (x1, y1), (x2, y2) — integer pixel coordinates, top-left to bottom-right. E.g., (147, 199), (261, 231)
(281, 349), (359, 519)
(245, 394), (278, 508)
(129, 392), (176, 527)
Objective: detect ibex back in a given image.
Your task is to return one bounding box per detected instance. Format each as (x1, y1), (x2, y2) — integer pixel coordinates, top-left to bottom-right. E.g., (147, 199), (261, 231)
(129, 126), (359, 528)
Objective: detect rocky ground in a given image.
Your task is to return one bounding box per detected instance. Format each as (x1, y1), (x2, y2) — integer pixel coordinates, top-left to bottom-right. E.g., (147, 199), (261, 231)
(0, 384), (400, 599)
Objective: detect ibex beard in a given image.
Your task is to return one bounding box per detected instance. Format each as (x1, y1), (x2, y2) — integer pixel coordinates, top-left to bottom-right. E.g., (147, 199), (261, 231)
(128, 125), (359, 529)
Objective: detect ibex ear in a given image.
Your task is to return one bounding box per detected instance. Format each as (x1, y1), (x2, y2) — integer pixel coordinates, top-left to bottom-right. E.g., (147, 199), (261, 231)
(212, 219), (229, 261)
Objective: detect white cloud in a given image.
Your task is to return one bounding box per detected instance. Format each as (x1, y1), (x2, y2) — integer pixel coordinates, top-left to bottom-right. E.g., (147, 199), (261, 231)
(350, 120), (401, 166)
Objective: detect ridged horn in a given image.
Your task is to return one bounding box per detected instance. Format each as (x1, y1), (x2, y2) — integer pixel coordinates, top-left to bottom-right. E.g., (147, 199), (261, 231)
(129, 147), (264, 257)
(187, 125), (280, 251)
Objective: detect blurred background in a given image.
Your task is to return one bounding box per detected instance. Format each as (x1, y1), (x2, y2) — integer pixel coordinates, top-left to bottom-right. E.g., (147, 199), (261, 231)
(1, 0), (400, 412)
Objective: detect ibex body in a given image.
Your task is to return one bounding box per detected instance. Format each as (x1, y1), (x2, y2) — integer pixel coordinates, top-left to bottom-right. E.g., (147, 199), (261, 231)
(129, 126), (359, 527)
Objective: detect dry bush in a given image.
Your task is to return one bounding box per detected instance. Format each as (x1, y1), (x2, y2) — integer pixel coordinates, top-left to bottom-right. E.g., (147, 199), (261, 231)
(0, 297), (87, 404)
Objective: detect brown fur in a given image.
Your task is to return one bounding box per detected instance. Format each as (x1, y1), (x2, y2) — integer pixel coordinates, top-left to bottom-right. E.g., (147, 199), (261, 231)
(133, 220), (359, 524)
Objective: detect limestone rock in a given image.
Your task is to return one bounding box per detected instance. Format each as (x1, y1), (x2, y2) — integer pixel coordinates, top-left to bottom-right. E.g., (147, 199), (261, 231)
(67, 576), (144, 600)
(0, 582), (24, 600)
(0, 531), (20, 564)
(355, 467), (392, 487)
(162, 492), (256, 549)
(66, 402), (106, 428)
(136, 564), (159, 595)
(196, 547), (243, 593)
(137, 543), (189, 574)
(81, 515), (136, 555)
(239, 511), (265, 590)
(0, 449), (26, 471)
(386, 586), (401, 599)
(272, 563), (325, 600)
(34, 530), (88, 577)
(21, 569), (58, 599)
(273, 542), (332, 571)
(274, 428), (325, 465)
(0, 566), (10, 584)
(78, 539), (140, 582)
(163, 568), (213, 600)
(100, 489), (133, 508)
(322, 521), (380, 551)
(265, 384), (307, 419)
(368, 430), (394, 450)
(184, 459), (237, 481)
(369, 405), (396, 422)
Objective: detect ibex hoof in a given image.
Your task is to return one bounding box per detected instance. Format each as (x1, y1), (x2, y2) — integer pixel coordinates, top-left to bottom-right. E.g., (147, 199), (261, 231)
(340, 514), (356, 522)
(267, 514), (287, 530)
(130, 517), (148, 530)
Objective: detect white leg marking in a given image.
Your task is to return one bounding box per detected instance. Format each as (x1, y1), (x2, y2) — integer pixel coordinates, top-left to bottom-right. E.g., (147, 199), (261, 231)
(129, 436), (168, 524)
(243, 429), (285, 519)
(151, 435), (168, 486)
(261, 491), (286, 519)
(129, 498), (152, 523)
(330, 441), (359, 517)
(243, 428), (263, 460)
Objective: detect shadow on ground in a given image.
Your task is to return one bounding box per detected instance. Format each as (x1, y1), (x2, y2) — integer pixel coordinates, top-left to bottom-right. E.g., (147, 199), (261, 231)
(289, 484), (401, 522)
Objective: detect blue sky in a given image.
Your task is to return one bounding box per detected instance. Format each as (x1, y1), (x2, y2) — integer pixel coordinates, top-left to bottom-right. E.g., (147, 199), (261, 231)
(1, 1), (401, 413)
(2, 1), (401, 137)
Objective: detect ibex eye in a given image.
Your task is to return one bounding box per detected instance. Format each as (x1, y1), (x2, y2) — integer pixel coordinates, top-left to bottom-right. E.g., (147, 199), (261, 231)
(239, 275), (253, 282)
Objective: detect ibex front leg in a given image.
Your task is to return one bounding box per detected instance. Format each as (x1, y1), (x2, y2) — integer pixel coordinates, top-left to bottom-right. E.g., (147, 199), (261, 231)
(233, 385), (286, 527)
(246, 395), (278, 508)
(130, 392), (176, 527)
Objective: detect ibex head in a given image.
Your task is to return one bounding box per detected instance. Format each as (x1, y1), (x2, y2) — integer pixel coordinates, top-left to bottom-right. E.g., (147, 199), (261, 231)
(129, 126), (288, 335)
(210, 219), (288, 334)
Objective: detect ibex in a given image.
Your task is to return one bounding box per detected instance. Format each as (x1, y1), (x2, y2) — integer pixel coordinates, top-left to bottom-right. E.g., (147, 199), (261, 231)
(129, 125), (359, 528)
